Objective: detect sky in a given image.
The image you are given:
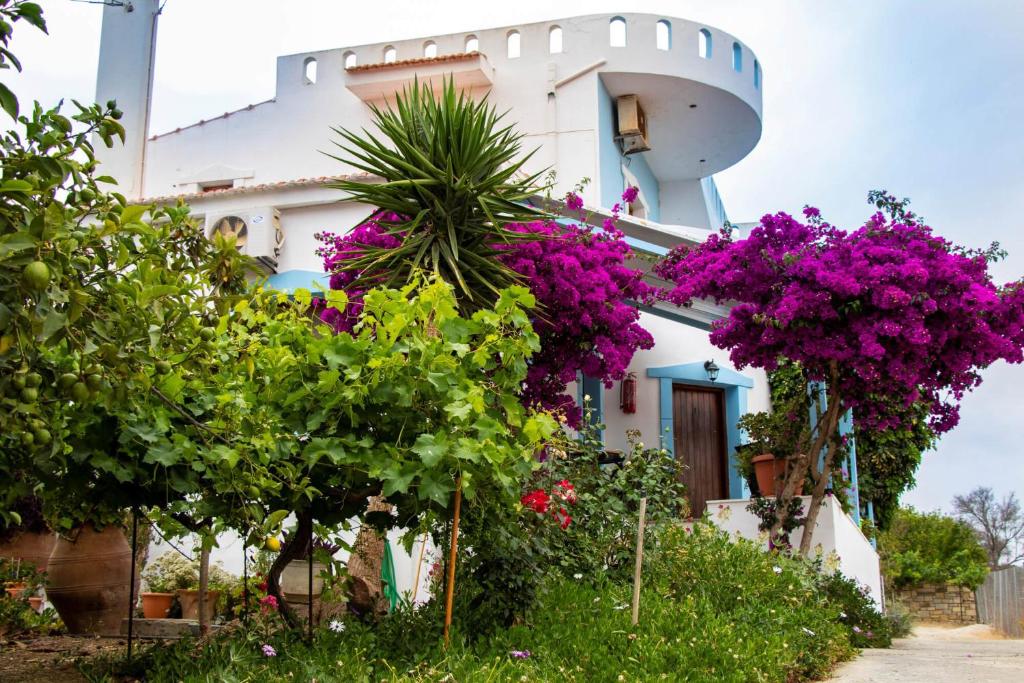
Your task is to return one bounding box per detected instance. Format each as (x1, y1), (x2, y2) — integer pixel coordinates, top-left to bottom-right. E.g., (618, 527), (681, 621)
(8, 0), (1024, 517)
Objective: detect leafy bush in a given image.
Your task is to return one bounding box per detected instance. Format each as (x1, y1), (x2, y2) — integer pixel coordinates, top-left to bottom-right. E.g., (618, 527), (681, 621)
(879, 507), (988, 589)
(82, 523), (858, 682)
(0, 597), (62, 638)
(816, 571), (893, 647)
(447, 421), (686, 636)
(537, 423), (687, 580)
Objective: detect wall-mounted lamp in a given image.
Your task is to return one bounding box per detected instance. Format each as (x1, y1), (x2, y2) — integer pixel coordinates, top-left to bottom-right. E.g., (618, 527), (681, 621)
(704, 359), (720, 383)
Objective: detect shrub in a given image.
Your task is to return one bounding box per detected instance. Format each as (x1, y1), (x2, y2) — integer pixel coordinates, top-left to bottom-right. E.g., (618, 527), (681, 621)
(83, 523), (859, 682)
(816, 571), (893, 647)
(536, 423), (687, 581)
(447, 421), (686, 636)
(879, 507), (989, 589)
(0, 597), (62, 639)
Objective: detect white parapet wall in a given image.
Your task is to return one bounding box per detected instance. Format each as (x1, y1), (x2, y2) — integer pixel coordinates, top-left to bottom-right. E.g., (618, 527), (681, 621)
(703, 495), (883, 606)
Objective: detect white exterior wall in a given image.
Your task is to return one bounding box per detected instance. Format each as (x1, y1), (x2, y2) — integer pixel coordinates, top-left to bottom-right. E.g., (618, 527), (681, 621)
(704, 496), (883, 606)
(602, 312), (771, 453)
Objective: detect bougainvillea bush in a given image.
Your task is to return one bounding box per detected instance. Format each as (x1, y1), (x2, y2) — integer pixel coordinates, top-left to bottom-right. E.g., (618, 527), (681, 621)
(317, 190), (657, 425)
(657, 192), (1024, 553)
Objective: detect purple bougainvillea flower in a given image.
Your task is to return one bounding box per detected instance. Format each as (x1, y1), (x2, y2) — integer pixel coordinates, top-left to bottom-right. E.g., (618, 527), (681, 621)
(655, 196), (1024, 436)
(261, 644), (277, 657)
(510, 649), (531, 659)
(316, 191), (658, 428)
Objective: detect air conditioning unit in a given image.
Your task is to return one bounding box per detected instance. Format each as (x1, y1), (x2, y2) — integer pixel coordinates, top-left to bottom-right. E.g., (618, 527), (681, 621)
(206, 207), (284, 272)
(616, 94), (651, 155)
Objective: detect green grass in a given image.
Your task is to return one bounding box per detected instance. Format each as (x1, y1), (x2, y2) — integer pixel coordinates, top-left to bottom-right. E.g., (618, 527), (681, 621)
(83, 525), (861, 682)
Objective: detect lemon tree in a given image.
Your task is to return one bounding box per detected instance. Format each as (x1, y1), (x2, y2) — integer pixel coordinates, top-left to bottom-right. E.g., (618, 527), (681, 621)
(0, 0), (255, 528)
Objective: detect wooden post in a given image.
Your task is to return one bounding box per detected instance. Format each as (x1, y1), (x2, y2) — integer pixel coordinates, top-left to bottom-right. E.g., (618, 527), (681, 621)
(307, 521), (314, 642)
(411, 531), (429, 604)
(198, 544), (210, 634)
(443, 476), (463, 648)
(631, 497), (647, 627)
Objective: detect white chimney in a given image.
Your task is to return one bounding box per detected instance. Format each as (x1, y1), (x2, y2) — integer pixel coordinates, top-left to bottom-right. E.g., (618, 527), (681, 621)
(93, 0), (161, 200)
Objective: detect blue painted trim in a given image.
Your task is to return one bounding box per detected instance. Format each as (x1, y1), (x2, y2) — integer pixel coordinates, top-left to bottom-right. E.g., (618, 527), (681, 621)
(597, 79), (660, 218)
(808, 382), (862, 522)
(265, 269), (330, 294)
(624, 236), (669, 256)
(647, 362), (754, 498)
(633, 303), (712, 331)
(648, 363), (753, 388)
(839, 409), (861, 525)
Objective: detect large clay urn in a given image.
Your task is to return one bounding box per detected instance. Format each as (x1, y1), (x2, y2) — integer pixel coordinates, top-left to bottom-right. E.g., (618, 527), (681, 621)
(46, 523), (132, 635)
(0, 530), (57, 573)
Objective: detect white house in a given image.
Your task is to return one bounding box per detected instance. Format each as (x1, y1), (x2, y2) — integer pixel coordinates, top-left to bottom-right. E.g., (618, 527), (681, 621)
(93, 2), (881, 604)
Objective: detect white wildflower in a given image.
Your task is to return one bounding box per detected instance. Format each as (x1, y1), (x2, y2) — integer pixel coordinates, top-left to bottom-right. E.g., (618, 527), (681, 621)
(772, 566), (783, 574)
(329, 619), (345, 633)
(573, 573), (583, 580)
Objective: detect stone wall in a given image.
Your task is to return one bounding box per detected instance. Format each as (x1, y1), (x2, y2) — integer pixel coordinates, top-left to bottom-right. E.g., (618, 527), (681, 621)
(894, 582), (977, 625)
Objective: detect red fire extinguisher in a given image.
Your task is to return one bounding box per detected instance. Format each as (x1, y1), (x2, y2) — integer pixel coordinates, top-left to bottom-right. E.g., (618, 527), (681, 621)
(620, 372), (637, 414)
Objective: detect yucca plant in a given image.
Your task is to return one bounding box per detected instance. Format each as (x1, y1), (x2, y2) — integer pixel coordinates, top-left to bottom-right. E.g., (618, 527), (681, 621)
(328, 77), (550, 312)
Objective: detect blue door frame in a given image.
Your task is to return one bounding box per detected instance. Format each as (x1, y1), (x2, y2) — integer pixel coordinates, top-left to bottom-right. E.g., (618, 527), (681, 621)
(647, 363), (754, 500)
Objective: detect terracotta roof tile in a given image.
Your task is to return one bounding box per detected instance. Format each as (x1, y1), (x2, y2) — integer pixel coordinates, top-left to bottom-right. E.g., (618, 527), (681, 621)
(346, 51), (482, 73)
(142, 172), (377, 204)
(149, 99), (276, 141)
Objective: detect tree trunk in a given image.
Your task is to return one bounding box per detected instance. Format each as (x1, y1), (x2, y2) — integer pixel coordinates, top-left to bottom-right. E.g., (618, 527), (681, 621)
(267, 509), (312, 629)
(769, 369), (844, 555)
(797, 436), (842, 556)
(346, 496), (390, 616)
(197, 546), (210, 634)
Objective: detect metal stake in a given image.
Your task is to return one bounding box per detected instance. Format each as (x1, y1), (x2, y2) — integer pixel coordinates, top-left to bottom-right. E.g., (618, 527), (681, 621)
(127, 507), (138, 661)
(242, 542), (248, 625)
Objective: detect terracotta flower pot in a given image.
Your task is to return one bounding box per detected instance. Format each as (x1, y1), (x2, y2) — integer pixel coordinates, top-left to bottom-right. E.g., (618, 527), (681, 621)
(5, 582), (28, 599)
(176, 589), (220, 621)
(0, 530), (58, 573)
(140, 591), (175, 619)
(751, 454), (804, 497)
(46, 523), (132, 635)
(27, 596), (43, 613)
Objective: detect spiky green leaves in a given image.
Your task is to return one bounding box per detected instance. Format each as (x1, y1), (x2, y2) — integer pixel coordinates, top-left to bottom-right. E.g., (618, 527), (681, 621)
(328, 77), (550, 312)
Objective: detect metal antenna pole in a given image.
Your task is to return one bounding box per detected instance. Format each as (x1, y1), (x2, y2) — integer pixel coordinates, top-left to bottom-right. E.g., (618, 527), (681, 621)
(127, 507), (138, 661)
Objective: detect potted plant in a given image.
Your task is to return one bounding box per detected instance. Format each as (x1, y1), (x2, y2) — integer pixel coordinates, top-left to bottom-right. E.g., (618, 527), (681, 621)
(154, 554), (237, 623)
(737, 408), (808, 498)
(279, 534), (340, 605)
(140, 552), (194, 619)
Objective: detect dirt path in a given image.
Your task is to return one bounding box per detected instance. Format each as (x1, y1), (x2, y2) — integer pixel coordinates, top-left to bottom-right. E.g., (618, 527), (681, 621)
(0, 635), (125, 683)
(829, 625), (1024, 682)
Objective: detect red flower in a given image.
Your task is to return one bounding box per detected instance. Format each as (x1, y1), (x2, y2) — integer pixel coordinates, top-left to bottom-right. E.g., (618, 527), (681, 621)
(259, 594), (278, 613)
(554, 507), (572, 529)
(552, 480), (577, 504)
(521, 489), (550, 514)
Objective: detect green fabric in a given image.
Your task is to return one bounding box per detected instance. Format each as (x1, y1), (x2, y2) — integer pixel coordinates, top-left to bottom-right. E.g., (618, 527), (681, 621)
(381, 539), (399, 612)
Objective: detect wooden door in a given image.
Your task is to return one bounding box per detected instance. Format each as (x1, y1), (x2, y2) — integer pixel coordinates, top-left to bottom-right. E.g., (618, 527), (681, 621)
(672, 385), (728, 517)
